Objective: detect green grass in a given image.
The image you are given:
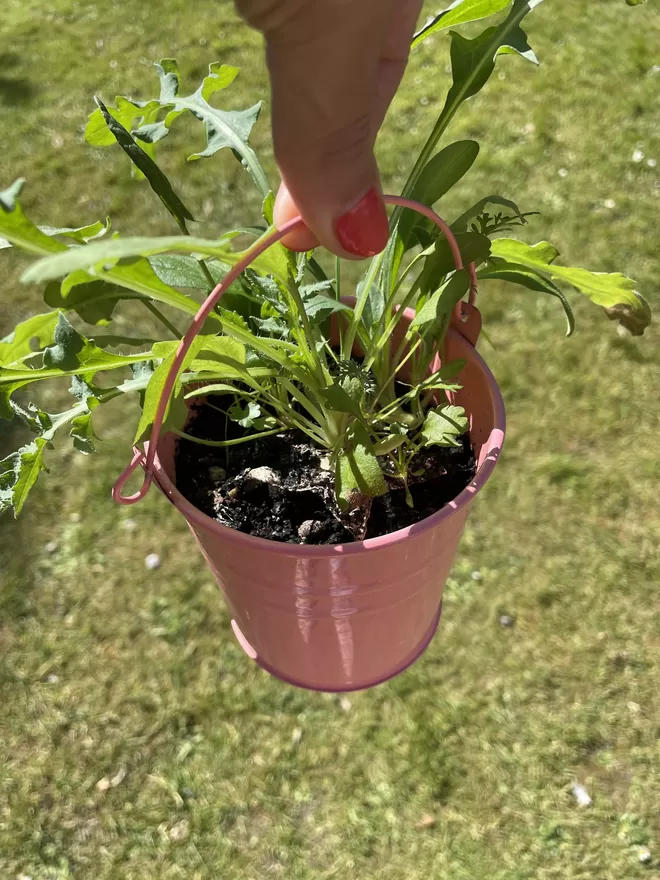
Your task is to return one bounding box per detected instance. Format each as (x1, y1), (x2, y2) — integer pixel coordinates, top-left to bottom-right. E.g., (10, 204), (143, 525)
(2, 1), (660, 877)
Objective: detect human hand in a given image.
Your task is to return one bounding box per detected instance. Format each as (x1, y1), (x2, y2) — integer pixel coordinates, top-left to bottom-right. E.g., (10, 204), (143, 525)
(235, 0), (423, 257)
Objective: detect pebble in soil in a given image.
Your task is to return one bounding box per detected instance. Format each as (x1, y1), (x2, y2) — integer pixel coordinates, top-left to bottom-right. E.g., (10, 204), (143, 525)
(174, 399), (477, 546)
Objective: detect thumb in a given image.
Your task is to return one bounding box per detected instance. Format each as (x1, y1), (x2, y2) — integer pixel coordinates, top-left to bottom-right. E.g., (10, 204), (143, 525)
(262, 0), (393, 258)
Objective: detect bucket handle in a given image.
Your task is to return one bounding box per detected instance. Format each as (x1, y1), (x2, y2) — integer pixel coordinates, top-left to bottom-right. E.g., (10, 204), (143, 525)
(113, 195), (479, 506)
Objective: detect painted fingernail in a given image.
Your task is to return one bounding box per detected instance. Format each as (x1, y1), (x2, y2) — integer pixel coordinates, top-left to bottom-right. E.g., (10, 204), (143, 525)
(335, 188), (389, 257)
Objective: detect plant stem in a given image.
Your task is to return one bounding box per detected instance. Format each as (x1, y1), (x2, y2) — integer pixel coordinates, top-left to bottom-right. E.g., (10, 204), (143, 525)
(173, 427), (283, 447)
(341, 252), (385, 359)
(142, 300), (183, 338)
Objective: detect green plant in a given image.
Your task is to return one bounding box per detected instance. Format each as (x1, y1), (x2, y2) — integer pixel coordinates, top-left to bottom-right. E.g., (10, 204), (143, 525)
(0, 0), (650, 519)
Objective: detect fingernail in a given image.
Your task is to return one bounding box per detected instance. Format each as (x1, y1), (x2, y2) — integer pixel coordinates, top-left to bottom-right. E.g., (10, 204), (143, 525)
(335, 188), (389, 257)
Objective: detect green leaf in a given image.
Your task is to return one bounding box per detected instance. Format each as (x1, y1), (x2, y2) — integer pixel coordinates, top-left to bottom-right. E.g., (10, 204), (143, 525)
(401, 141), (480, 250)
(0, 218), (111, 251)
(227, 400), (276, 431)
(45, 278), (124, 326)
(0, 178), (25, 211)
(444, 17), (539, 115)
(8, 400), (52, 434)
(0, 320), (154, 421)
(478, 258), (575, 335)
(70, 410), (99, 454)
(90, 60), (270, 197)
(452, 195), (526, 233)
(373, 433), (408, 455)
(199, 63), (240, 101)
(262, 192), (275, 225)
(22, 231), (290, 287)
(359, 281), (386, 332)
(43, 313), (87, 369)
(135, 336), (247, 442)
(413, 0), (513, 47)
(417, 231), (491, 301)
(303, 295), (351, 322)
(322, 383), (363, 419)
(490, 239), (651, 335)
(420, 404), (469, 448)
(402, 1), (543, 212)
(94, 98), (195, 230)
(0, 438), (49, 517)
(0, 312), (59, 366)
(336, 424), (388, 506)
(0, 179), (67, 256)
(412, 270), (473, 332)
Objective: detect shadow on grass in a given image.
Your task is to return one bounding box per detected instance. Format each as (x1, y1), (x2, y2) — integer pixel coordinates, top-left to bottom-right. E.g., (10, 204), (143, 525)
(0, 53), (36, 106)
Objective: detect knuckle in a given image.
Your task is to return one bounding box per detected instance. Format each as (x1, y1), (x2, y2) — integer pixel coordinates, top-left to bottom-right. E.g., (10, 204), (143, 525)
(235, 0), (310, 35)
(277, 112), (373, 172)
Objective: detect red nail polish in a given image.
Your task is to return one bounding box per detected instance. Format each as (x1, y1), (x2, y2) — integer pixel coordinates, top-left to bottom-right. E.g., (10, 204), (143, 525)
(335, 188), (389, 257)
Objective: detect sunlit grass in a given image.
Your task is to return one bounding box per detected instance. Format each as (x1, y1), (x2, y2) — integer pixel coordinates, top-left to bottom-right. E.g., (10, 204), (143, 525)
(1, 1), (659, 877)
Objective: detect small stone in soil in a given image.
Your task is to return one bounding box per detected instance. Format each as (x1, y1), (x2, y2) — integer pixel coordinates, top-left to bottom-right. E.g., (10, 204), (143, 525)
(246, 466), (280, 485)
(499, 614), (515, 628)
(298, 520), (316, 540)
(208, 466), (226, 481)
(145, 553), (161, 570)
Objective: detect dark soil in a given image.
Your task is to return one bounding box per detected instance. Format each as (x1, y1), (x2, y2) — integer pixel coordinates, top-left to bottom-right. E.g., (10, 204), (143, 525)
(175, 397), (476, 545)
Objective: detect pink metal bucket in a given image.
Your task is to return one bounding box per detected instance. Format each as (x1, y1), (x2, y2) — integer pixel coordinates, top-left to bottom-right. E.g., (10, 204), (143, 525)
(114, 197), (506, 692)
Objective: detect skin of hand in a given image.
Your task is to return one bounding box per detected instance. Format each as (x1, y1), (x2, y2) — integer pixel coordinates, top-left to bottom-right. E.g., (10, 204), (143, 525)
(235, 0), (423, 258)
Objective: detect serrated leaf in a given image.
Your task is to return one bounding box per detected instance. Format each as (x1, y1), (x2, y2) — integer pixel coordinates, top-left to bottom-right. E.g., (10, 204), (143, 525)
(412, 2), (543, 184)
(478, 258), (575, 335)
(0, 318), (155, 421)
(413, 0), (513, 47)
(452, 195), (525, 233)
(420, 404), (469, 448)
(199, 63), (239, 101)
(9, 401), (52, 434)
(0, 312), (59, 366)
(227, 400), (275, 431)
(252, 316), (290, 338)
(303, 295), (351, 321)
(0, 438), (49, 517)
(95, 97), (195, 230)
(490, 239), (651, 335)
(71, 410), (98, 454)
(91, 60), (270, 197)
(445, 19), (539, 112)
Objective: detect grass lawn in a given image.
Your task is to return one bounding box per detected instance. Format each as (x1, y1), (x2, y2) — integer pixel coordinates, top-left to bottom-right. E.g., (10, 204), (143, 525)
(2, 1), (660, 877)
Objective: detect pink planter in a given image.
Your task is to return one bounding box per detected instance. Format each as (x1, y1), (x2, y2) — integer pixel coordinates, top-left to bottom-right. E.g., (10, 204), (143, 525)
(145, 322), (504, 692)
(113, 196), (505, 691)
